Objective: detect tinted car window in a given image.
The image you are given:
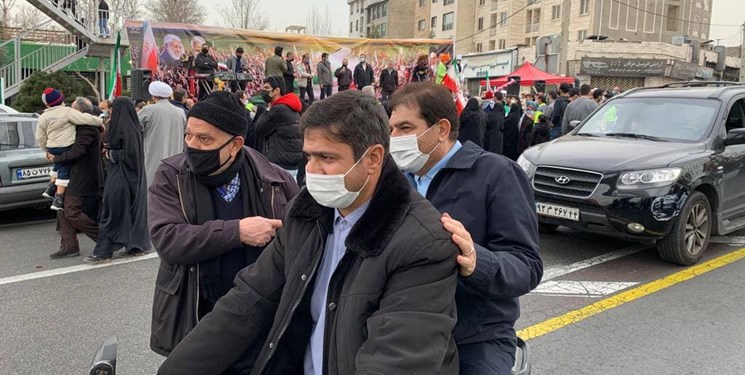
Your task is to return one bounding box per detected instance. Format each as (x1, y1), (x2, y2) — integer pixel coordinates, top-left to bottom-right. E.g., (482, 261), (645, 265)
(0, 120), (39, 150)
(577, 98), (719, 142)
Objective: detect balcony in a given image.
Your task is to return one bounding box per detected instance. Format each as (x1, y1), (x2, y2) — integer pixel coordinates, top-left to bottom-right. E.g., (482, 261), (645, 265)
(525, 23), (539, 33)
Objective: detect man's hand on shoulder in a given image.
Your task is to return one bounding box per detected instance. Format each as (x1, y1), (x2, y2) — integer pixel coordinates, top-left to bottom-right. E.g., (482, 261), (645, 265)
(441, 213), (477, 277)
(239, 217), (283, 247)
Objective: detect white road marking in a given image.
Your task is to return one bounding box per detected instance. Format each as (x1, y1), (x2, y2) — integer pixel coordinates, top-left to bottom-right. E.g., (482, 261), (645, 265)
(0, 252), (159, 286)
(532, 280), (639, 297)
(709, 236), (745, 245)
(541, 245), (648, 281)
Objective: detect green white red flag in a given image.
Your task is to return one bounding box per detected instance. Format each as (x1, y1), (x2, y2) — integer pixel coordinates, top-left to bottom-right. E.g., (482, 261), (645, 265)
(108, 31), (122, 99)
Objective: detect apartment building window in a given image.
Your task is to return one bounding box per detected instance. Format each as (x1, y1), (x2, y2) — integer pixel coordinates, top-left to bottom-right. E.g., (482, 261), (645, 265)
(431, 16), (438, 28)
(476, 43), (483, 52)
(381, 24), (387, 37)
(419, 0), (426, 6)
(498, 39), (506, 49)
(418, 19), (426, 30)
(367, 26), (371, 36)
(478, 17), (484, 30)
(579, 0), (589, 15)
(350, 7), (353, 15)
(443, 12), (454, 31)
(577, 29), (587, 41)
(499, 11), (508, 27)
(350, 22), (353, 33)
(444, 0), (455, 5)
(382, 3), (387, 17)
(551, 5), (560, 20)
(666, 5), (681, 32)
(479, 0), (486, 5)
(356, 20), (359, 31)
(433, 0), (437, 3)
(489, 40), (496, 50)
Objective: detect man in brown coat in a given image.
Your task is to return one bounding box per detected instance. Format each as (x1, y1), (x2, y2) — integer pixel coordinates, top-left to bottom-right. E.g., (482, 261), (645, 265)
(158, 90), (459, 375)
(147, 91), (300, 358)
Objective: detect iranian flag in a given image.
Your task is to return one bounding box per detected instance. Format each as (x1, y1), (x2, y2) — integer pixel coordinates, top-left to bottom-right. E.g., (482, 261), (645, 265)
(441, 62), (466, 114)
(108, 31), (122, 99)
(484, 70), (492, 93)
(140, 21), (159, 73)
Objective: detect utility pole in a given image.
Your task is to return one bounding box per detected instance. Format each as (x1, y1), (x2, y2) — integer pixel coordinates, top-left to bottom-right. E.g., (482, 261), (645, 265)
(558, 0), (571, 76)
(740, 22), (745, 83)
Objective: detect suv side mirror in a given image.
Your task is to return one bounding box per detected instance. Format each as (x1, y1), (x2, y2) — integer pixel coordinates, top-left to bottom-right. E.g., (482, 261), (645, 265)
(569, 120), (581, 130)
(726, 128), (745, 146)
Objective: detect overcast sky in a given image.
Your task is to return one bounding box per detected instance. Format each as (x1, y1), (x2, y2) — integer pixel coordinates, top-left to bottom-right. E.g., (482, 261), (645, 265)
(205, 0), (743, 46)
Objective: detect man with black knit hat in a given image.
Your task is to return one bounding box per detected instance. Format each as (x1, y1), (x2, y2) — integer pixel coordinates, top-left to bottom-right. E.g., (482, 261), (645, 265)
(147, 90), (300, 358)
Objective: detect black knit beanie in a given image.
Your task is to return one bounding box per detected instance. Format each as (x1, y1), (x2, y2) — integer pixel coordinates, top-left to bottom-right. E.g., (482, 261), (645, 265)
(188, 91), (249, 137)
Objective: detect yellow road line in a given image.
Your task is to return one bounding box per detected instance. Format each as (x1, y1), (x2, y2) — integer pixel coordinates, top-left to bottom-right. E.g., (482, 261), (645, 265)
(518, 247), (745, 341)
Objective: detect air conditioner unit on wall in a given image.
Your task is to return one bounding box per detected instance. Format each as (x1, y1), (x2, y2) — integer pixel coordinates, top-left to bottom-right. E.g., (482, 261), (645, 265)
(672, 35), (689, 45)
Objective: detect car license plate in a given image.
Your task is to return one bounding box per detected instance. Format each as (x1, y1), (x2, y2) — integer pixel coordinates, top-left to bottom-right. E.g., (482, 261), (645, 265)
(536, 202), (580, 222)
(16, 166), (53, 180)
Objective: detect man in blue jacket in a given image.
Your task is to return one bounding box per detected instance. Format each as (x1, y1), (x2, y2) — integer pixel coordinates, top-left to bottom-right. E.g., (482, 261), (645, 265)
(389, 82), (543, 375)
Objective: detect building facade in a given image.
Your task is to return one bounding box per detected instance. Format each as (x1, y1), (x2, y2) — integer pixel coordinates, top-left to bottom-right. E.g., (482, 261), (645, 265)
(347, 0), (417, 39)
(471, 0), (713, 56)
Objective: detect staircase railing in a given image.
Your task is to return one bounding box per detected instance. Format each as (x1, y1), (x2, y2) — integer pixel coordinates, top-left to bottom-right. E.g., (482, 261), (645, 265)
(0, 40), (87, 95)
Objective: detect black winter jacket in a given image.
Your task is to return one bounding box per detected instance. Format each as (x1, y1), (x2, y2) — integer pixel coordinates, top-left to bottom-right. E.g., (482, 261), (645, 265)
(253, 94), (304, 170)
(353, 62), (374, 88)
(412, 141), (542, 347)
(158, 158), (460, 375)
(379, 68), (398, 91)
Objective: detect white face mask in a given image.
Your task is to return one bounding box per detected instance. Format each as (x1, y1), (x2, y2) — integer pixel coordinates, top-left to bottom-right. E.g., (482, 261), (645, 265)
(306, 149), (371, 209)
(390, 125), (440, 174)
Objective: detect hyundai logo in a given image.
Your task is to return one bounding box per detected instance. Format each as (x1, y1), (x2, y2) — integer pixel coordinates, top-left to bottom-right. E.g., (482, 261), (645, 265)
(555, 176), (571, 185)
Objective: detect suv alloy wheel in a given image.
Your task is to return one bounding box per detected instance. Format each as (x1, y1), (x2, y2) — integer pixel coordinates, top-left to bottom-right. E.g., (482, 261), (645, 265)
(656, 191), (711, 266)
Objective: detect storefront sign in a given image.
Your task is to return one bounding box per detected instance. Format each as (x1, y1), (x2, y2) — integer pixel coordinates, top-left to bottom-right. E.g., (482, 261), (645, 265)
(669, 60), (699, 80)
(460, 49), (517, 79)
(580, 57), (665, 77)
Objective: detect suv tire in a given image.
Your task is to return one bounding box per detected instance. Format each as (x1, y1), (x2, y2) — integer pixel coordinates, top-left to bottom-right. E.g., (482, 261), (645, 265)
(539, 223), (559, 234)
(657, 191), (711, 266)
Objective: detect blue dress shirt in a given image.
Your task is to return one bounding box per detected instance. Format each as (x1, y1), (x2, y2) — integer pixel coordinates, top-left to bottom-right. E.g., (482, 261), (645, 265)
(413, 141), (462, 197)
(303, 201), (370, 375)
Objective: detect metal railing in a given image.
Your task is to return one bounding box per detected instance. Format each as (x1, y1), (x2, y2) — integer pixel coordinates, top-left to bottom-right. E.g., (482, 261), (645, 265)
(0, 41), (87, 96)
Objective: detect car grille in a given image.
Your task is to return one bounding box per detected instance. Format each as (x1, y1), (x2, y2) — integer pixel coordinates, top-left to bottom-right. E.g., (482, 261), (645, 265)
(533, 166), (603, 198)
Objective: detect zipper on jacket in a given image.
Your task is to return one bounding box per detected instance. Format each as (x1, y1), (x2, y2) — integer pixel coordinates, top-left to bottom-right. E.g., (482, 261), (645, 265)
(271, 185), (277, 219)
(256, 221), (325, 373)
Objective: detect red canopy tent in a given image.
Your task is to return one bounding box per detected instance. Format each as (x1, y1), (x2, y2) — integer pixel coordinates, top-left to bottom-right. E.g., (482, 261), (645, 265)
(479, 62), (575, 87)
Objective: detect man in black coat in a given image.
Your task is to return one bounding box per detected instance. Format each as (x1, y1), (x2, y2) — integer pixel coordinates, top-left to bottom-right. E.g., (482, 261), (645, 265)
(353, 54), (374, 90)
(334, 58), (353, 92)
(157, 90), (459, 375)
(194, 43), (217, 100)
(283, 51), (296, 94)
(389, 83), (543, 375)
(379, 61), (398, 101)
(49, 97), (104, 259)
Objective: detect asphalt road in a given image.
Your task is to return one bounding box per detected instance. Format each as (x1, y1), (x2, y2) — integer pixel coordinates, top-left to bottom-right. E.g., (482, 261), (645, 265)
(1, 207), (744, 375)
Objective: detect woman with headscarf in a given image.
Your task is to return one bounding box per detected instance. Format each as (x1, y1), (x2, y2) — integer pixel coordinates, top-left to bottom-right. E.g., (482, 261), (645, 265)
(458, 98), (486, 148)
(502, 102), (522, 161)
(484, 97), (505, 155)
(84, 97), (151, 263)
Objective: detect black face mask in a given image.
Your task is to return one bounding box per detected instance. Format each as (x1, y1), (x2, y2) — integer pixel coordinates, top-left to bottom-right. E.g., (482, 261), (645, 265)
(201, 48), (209, 54)
(261, 90), (274, 104)
(186, 137), (235, 178)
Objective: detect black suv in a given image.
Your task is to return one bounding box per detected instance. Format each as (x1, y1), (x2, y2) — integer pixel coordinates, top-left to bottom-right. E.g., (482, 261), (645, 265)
(518, 82), (745, 265)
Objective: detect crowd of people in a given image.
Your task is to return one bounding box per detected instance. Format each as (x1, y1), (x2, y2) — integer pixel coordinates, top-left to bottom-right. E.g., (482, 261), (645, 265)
(40, 66), (634, 374)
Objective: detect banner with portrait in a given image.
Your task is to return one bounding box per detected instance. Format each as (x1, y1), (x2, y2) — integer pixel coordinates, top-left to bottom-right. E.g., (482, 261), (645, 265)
(125, 20), (453, 97)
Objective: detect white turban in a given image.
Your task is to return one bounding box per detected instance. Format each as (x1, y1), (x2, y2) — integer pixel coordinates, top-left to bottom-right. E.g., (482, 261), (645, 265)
(149, 81), (173, 98)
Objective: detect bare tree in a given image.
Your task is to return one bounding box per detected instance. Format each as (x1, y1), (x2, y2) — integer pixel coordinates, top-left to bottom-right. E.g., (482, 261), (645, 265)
(11, 3), (48, 30)
(0, 0), (16, 27)
(145, 0), (205, 24)
(219, 0), (268, 30)
(305, 4), (332, 36)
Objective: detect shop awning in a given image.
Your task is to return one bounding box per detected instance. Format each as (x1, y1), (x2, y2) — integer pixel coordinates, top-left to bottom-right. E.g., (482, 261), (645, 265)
(480, 62), (575, 87)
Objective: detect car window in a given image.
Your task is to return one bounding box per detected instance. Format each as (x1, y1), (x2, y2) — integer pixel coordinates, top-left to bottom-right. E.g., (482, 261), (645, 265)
(577, 98), (719, 142)
(0, 120), (39, 151)
(725, 99), (745, 132)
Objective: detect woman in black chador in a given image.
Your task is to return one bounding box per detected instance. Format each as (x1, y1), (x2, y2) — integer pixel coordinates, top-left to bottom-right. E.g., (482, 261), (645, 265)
(85, 97), (151, 263)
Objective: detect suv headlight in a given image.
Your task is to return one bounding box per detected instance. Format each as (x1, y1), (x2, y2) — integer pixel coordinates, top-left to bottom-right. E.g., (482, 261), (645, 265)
(517, 154), (535, 174)
(617, 168), (682, 189)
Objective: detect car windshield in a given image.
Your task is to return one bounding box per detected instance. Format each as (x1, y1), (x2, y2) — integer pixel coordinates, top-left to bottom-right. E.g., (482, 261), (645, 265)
(576, 98), (719, 142)
(0, 119), (39, 150)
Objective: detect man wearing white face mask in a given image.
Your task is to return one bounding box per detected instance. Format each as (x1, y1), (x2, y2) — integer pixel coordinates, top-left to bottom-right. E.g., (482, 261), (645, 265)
(389, 82), (543, 375)
(158, 90), (460, 375)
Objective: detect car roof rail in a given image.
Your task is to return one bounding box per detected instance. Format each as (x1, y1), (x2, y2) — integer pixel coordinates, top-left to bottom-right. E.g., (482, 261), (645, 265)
(660, 81), (743, 88)
(708, 84), (745, 99)
(0, 113), (39, 118)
